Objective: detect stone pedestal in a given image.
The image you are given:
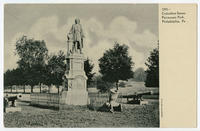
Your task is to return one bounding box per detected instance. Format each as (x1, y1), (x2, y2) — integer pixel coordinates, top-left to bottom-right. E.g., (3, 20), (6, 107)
(61, 40), (89, 106)
(60, 90), (89, 106)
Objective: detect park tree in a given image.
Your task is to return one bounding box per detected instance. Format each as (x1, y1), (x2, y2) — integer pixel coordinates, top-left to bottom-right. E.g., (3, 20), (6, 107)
(84, 58), (95, 87)
(4, 70), (13, 88)
(15, 35), (48, 92)
(25, 64), (47, 93)
(94, 75), (114, 93)
(145, 45), (159, 87)
(4, 69), (15, 92)
(46, 51), (66, 93)
(134, 67), (146, 82)
(99, 42), (134, 90)
(4, 68), (25, 92)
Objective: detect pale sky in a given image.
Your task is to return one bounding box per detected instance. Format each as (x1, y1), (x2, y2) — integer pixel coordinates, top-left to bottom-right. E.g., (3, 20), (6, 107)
(4, 4), (158, 73)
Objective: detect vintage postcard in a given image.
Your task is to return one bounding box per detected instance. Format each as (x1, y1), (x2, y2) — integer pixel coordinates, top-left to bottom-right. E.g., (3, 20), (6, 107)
(2, 3), (197, 128)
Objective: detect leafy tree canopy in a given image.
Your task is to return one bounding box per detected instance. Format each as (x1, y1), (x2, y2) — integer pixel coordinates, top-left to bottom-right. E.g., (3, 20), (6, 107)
(145, 44), (159, 87)
(4, 68), (24, 87)
(14, 36), (48, 92)
(16, 35), (48, 69)
(99, 42), (134, 90)
(46, 51), (66, 86)
(84, 58), (95, 86)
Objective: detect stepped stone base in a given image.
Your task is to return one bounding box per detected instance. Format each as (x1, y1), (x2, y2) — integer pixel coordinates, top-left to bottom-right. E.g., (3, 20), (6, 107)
(60, 90), (89, 106)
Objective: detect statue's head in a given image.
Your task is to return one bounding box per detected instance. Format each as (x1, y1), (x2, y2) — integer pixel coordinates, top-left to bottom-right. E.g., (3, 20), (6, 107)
(75, 18), (80, 24)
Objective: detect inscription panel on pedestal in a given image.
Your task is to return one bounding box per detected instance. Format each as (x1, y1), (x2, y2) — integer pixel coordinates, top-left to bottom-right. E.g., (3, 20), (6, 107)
(73, 62), (82, 70)
(73, 76), (85, 90)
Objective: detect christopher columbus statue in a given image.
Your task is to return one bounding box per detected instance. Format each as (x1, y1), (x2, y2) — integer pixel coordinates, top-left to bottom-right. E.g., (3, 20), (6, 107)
(67, 18), (84, 54)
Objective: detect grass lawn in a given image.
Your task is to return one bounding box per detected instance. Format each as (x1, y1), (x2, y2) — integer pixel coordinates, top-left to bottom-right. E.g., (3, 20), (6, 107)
(4, 100), (159, 128)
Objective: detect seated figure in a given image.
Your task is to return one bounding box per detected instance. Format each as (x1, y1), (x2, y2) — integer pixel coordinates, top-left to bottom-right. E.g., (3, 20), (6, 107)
(109, 89), (122, 112)
(99, 89), (122, 113)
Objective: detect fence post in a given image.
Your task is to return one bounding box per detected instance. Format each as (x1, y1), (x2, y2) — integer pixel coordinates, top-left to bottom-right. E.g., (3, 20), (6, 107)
(48, 86), (51, 93)
(31, 86), (33, 93)
(40, 83), (42, 93)
(57, 85), (59, 94)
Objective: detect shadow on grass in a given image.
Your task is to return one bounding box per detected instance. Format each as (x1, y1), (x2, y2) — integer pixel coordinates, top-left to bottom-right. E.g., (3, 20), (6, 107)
(29, 103), (59, 110)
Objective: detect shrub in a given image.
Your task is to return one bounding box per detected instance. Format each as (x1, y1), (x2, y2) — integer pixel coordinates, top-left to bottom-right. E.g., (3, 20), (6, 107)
(95, 75), (114, 93)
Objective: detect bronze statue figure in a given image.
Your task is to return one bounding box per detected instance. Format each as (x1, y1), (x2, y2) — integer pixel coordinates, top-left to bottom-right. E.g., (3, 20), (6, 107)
(68, 18), (84, 54)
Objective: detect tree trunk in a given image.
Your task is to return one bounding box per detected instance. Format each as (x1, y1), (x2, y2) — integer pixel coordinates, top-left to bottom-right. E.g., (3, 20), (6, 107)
(116, 81), (119, 90)
(57, 85), (59, 94)
(23, 85), (25, 93)
(31, 86), (33, 93)
(39, 83), (41, 93)
(11, 86), (12, 93)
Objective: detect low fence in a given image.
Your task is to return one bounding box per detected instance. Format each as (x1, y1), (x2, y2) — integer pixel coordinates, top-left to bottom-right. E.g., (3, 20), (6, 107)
(30, 92), (113, 110)
(30, 91), (152, 110)
(4, 85), (62, 94)
(30, 93), (60, 109)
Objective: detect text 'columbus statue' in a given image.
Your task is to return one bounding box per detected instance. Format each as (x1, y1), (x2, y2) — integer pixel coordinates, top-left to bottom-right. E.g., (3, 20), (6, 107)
(67, 18), (84, 54)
